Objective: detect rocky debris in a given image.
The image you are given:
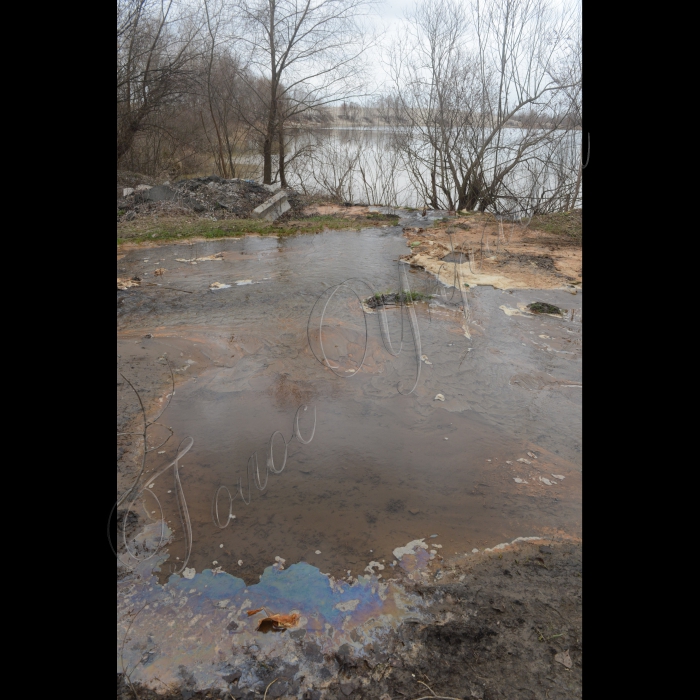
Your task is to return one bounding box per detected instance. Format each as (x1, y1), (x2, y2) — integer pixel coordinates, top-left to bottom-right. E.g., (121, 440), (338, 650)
(117, 175), (303, 223)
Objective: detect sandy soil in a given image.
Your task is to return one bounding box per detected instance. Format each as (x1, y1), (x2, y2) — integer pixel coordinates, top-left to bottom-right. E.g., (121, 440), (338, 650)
(401, 213), (582, 291)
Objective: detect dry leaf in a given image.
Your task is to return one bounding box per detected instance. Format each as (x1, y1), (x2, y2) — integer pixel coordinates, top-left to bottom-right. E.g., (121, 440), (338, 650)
(247, 607), (300, 631)
(554, 650), (573, 669)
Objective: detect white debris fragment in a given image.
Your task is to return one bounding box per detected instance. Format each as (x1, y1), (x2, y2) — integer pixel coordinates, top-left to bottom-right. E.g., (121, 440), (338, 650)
(238, 560), (243, 566)
(393, 539), (429, 560)
(539, 477), (555, 486)
(551, 474), (565, 480)
(365, 561), (385, 574)
(315, 550), (322, 555)
(517, 458), (532, 465)
(435, 394), (446, 401)
(527, 452), (538, 459)
(183, 568), (196, 580)
(472, 548), (479, 554)
(514, 478), (528, 484)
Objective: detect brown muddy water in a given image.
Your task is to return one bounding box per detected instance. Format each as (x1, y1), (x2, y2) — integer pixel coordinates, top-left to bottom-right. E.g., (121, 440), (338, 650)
(117, 220), (581, 585)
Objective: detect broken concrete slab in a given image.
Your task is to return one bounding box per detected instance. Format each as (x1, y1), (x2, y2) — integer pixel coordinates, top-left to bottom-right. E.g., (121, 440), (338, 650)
(252, 190), (291, 221)
(137, 185), (178, 202)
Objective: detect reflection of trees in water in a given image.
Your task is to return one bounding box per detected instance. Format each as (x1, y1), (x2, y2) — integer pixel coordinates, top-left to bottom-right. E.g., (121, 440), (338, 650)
(278, 127), (582, 214)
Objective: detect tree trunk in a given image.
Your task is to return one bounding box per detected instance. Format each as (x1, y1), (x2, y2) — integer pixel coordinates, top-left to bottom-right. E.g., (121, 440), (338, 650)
(278, 115), (287, 188)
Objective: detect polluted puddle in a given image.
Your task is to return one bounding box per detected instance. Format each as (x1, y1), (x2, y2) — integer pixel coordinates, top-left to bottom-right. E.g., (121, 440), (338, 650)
(117, 218), (582, 693)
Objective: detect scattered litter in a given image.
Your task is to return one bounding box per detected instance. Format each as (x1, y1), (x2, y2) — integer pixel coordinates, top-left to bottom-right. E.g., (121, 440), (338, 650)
(315, 550), (322, 555)
(220, 544), (224, 548)
(517, 458), (532, 465)
(554, 650), (573, 669)
(236, 280), (254, 286)
(430, 534), (439, 538)
(444, 437), (449, 440)
(434, 394), (446, 401)
(229, 514), (236, 520)
(551, 474), (565, 480)
(209, 282), (232, 290)
(421, 355), (433, 365)
(506, 461), (513, 465)
(176, 253), (224, 263)
(148, 483), (154, 489)
(472, 548), (479, 554)
(154, 268), (166, 276)
(158, 451), (166, 455)
(117, 278), (141, 290)
(513, 478), (528, 484)
(275, 557), (286, 564)
(238, 560), (243, 566)
(539, 477), (555, 486)
(335, 599), (360, 612)
(213, 561), (218, 565)
(527, 451), (538, 459)
(182, 568), (196, 580)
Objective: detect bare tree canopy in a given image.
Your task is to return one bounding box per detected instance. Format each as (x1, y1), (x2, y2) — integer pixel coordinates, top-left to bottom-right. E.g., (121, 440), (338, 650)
(233, 0), (377, 184)
(116, 0), (581, 215)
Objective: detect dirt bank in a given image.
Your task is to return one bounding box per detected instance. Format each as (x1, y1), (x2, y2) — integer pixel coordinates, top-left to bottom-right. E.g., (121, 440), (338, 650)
(401, 210), (582, 291)
(116, 539), (581, 700)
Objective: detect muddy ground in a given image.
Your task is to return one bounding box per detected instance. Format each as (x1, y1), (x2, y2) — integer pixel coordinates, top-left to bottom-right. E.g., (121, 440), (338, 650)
(117, 199), (581, 699)
(401, 210), (582, 291)
(116, 540), (581, 700)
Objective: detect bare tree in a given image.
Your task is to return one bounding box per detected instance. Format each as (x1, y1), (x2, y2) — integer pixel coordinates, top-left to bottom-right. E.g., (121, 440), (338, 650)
(117, 0), (202, 165)
(388, 0), (582, 213)
(198, 0), (259, 178)
(234, 0), (376, 185)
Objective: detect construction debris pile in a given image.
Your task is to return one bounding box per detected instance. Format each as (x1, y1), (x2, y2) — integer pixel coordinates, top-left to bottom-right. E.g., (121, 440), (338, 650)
(116, 175), (303, 223)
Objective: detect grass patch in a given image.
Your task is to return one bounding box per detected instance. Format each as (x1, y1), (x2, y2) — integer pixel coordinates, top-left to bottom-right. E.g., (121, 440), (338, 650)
(367, 290), (432, 308)
(527, 301), (562, 315)
(530, 209), (582, 244)
(117, 213), (400, 245)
